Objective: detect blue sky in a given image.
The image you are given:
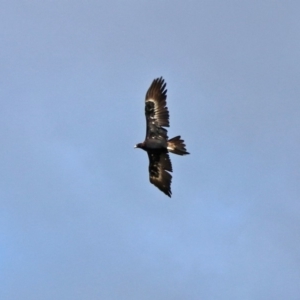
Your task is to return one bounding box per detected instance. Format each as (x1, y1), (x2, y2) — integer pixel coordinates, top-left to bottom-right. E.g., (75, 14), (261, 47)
(1, 1), (300, 299)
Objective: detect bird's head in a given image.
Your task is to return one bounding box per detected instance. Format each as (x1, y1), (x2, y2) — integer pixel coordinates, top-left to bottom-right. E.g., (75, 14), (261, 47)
(134, 143), (144, 150)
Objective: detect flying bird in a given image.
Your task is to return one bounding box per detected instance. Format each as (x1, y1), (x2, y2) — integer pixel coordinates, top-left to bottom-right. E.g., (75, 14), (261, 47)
(135, 77), (189, 197)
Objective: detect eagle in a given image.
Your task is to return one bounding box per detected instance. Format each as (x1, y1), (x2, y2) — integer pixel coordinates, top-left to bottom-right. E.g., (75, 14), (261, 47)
(135, 77), (190, 197)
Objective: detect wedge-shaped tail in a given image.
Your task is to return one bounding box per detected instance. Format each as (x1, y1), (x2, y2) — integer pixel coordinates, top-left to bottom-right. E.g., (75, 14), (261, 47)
(167, 136), (190, 155)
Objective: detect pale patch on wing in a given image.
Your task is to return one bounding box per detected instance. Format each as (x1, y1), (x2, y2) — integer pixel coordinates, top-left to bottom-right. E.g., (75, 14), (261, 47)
(146, 98), (169, 127)
(145, 78), (170, 134)
(144, 78), (170, 141)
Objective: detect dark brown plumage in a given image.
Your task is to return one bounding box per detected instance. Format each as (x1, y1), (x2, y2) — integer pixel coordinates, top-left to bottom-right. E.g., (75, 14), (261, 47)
(135, 77), (189, 197)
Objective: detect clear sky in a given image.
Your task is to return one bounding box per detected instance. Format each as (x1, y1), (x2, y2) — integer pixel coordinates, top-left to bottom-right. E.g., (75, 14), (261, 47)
(1, 1), (300, 299)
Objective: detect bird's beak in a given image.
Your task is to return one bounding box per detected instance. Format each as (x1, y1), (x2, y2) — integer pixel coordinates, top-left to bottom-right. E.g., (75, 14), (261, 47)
(134, 145), (137, 148)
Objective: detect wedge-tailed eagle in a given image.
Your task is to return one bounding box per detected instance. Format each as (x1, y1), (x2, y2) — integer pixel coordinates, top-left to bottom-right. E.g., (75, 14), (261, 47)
(135, 77), (189, 197)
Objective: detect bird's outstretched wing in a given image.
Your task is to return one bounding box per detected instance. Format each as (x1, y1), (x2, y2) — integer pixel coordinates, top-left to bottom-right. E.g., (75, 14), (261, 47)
(145, 77), (169, 141)
(148, 151), (173, 197)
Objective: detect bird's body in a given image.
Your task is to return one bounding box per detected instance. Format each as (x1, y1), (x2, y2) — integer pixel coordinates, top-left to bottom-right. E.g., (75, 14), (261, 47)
(136, 139), (167, 150)
(135, 77), (189, 197)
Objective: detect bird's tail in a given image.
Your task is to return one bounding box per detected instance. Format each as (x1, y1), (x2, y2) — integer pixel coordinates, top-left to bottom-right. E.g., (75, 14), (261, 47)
(167, 136), (190, 155)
